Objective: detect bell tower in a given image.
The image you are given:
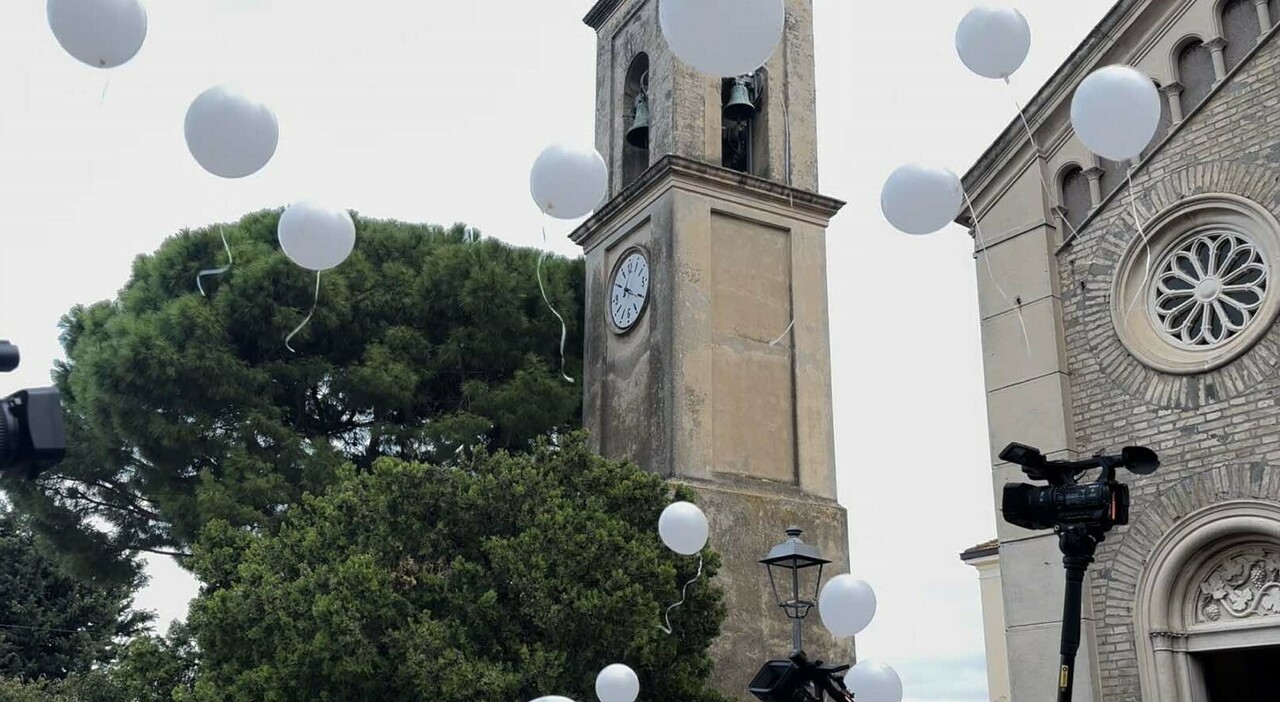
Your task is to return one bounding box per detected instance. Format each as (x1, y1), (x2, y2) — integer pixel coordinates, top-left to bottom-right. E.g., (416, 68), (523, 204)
(573, 1), (849, 697)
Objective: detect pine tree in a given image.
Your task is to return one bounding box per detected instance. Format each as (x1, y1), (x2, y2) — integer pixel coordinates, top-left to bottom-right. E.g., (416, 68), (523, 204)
(0, 509), (147, 682)
(8, 212), (584, 581)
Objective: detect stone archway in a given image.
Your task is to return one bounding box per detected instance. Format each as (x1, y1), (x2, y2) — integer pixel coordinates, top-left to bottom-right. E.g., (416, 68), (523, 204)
(1136, 500), (1280, 701)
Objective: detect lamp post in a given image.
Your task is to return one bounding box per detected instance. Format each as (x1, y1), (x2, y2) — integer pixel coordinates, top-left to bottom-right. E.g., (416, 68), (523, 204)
(750, 527), (856, 702)
(760, 526), (830, 654)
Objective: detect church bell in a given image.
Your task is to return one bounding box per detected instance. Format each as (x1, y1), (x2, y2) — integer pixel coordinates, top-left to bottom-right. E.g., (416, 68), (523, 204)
(626, 92), (650, 149)
(723, 76), (756, 122)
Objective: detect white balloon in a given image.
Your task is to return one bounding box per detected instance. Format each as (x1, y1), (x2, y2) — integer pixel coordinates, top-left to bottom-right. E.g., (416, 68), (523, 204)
(595, 664), (640, 702)
(529, 144), (608, 220)
(1070, 65), (1161, 161)
(47, 0), (147, 69)
(658, 502), (709, 556)
(880, 164), (964, 236)
(846, 661), (904, 702)
(818, 575), (877, 638)
(955, 5), (1031, 80)
(530, 697), (576, 702)
(659, 0), (785, 77)
(185, 86), (280, 179)
(278, 201), (357, 272)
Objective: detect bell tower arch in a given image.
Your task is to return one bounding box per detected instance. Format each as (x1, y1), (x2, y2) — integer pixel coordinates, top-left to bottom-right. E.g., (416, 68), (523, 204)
(574, 1), (851, 698)
(622, 52), (651, 187)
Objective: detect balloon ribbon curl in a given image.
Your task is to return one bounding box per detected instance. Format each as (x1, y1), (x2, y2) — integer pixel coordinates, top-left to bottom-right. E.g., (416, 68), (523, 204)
(539, 220), (575, 384)
(658, 555), (704, 635)
(196, 224), (234, 296)
(285, 271), (321, 354)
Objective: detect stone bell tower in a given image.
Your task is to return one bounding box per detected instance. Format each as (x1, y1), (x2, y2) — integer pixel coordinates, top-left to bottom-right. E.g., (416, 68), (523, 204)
(572, 1), (850, 698)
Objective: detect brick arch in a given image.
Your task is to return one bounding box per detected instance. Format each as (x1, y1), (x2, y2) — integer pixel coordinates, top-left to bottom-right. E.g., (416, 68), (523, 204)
(1073, 162), (1280, 409)
(1092, 466), (1280, 698)
(1106, 463), (1280, 624)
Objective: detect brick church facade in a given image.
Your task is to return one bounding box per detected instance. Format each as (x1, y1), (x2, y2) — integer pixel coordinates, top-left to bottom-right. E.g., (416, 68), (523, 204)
(962, 1), (1280, 700)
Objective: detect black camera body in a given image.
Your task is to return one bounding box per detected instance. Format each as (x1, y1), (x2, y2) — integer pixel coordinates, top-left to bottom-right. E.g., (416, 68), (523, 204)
(1002, 481), (1129, 532)
(999, 442), (1157, 535)
(0, 342), (67, 479)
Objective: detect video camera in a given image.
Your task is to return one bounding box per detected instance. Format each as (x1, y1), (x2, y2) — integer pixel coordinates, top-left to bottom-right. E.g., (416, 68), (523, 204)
(999, 441), (1158, 702)
(0, 341), (67, 479)
(749, 650), (854, 702)
(1000, 442), (1158, 533)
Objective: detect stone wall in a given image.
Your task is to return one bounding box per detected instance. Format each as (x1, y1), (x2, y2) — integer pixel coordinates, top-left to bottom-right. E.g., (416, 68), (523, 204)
(1060, 28), (1280, 701)
(572, 157), (850, 700)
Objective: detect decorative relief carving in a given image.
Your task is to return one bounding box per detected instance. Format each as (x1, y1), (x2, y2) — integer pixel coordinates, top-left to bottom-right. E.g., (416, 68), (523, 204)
(1194, 546), (1280, 624)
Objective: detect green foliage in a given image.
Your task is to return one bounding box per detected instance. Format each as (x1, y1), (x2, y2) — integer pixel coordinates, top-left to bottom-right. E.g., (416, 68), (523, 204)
(108, 625), (199, 702)
(186, 434), (728, 702)
(0, 510), (148, 682)
(10, 213), (584, 579)
(0, 625), (200, 702)
(0, 674), (123, 702)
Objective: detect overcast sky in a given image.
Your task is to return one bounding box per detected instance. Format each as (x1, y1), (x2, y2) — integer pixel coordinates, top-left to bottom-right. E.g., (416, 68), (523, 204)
(0, 1), (1119, 700)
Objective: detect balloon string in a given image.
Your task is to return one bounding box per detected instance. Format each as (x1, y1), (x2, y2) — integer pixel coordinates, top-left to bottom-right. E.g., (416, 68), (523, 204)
(769, 319), (796, 347)
(1124, 165), (1151, 316)
(539, 219), (575, 384)
(1004, 78), (1084, 243)
(658, 555), (703, 635)
(99, 76), (111, 106)
(196, 224), (235, 297)
(965, 189), (1031, 357)
(285, 272), (321, 354)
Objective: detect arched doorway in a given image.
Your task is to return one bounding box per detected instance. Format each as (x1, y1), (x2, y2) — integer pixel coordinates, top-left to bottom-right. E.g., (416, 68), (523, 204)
(1137, 500), (1280, 701)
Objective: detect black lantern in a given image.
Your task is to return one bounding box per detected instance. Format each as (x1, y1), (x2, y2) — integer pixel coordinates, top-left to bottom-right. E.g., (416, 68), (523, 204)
(760, 526), (830, 654)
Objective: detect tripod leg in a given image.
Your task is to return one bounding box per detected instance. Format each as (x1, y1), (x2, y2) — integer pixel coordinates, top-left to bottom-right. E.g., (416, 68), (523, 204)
(1057, 530), (1095, 702)
(1059, 563), (1084, 702)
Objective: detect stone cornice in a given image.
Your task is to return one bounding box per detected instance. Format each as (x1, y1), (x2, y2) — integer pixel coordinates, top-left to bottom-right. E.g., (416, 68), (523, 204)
(960, 539), (1000, 562)
(584, 0), (628, 29)
(570, 155), (845, 249)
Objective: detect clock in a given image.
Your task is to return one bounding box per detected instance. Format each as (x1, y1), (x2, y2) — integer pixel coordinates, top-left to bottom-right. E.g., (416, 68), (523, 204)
(609, 249), (650, 332)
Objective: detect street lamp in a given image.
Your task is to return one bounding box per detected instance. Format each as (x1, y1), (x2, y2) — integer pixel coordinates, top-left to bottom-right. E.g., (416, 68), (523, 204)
(750, 527), (856, 702)
(760, 526), (830, 654)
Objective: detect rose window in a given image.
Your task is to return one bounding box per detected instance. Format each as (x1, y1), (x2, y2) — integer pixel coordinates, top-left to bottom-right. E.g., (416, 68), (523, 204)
(1149, 230), (1269, 349)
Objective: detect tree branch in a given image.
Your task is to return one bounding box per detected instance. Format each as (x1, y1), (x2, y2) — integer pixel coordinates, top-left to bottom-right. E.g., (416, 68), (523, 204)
(135, 546), (193, 559)
(52, 484), (165, 523)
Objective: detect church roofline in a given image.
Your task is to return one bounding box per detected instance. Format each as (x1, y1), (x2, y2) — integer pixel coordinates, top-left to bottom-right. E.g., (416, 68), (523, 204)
(960, 1), (1280, 247)
(570, 155), (846, 249)
(584, 0), (627, 29)
(957, 0), (1142, 226)
(960, 539), (1000, 563)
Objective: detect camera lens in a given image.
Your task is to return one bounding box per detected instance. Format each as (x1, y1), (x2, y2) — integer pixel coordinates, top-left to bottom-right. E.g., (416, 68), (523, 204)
(0, 342), (17, 374)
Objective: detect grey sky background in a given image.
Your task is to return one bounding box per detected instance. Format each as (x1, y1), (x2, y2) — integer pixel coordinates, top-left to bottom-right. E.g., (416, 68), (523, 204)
(0, 1), (1117, 700)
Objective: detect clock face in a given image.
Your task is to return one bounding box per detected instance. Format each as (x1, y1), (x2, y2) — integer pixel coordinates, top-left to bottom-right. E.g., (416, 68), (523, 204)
(610, 250), (650, 331)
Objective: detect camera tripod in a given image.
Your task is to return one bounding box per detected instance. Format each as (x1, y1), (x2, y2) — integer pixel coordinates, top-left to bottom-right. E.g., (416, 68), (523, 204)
(1055, 524), (1102, 702)
(998, 442), (1159, 702)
